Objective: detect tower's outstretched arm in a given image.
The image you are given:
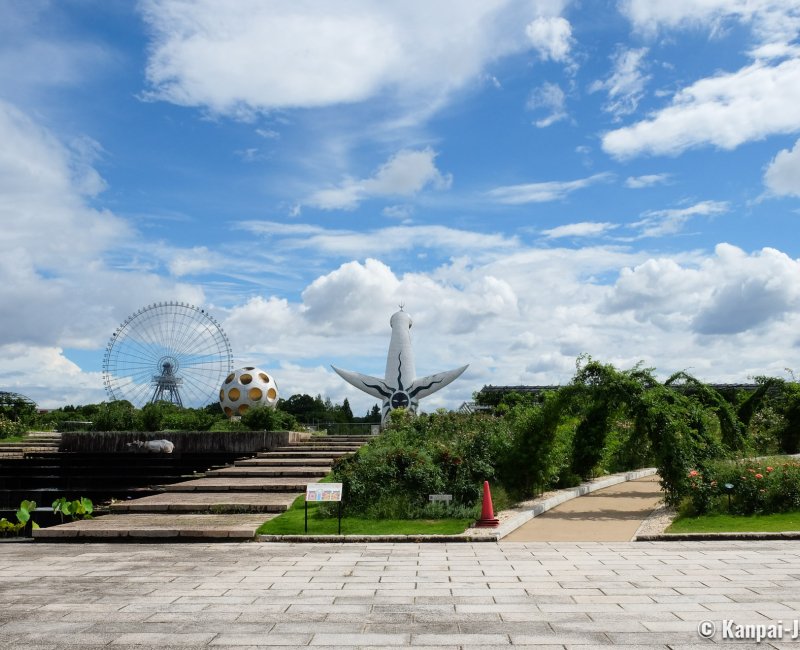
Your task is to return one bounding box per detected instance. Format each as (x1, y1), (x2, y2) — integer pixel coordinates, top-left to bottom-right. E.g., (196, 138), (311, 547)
(408, 365), (469, 400)
(331, 366), (392, 400)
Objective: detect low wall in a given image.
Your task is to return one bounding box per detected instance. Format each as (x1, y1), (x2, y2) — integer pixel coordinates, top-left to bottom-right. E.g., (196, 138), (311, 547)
(59, 430), (309, 454)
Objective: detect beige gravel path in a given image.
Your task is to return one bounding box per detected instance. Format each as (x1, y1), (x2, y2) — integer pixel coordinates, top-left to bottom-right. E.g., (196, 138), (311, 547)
(502, 475), (663, 541)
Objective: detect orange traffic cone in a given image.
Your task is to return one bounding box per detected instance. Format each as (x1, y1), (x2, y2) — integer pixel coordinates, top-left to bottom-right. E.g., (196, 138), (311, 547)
(475, 480), (499, 527)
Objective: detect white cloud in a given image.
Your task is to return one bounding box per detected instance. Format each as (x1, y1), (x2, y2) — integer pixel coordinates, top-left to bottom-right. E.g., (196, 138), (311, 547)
(625, 173), (671, 188)
(764, 137), (800, 196)
(589, 47), (650, 118)
(0, 98), (206, 378)
(604, 243), (800, 335)
(382, 204), (414, 221)
(305, 148), (451, 210)
(0, 344), (107, 408)
(236, 221), (518, 259)
(542, 222), (619, 239)
(525, 16), (574, 63)
(619, 0), (800, 49)
(632, 200), (730, 237)
(603, 58), (800, 158)
(140, 1), (552, 118)
(486, 173), (613, 204)
(526, 82), (567, 128)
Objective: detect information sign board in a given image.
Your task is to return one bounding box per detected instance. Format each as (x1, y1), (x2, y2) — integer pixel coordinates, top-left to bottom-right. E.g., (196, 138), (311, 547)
(306, 483), (343, 502)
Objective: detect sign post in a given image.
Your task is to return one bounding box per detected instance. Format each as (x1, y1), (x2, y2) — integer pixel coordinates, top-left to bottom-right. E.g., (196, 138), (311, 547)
(305, 483), (344, 534)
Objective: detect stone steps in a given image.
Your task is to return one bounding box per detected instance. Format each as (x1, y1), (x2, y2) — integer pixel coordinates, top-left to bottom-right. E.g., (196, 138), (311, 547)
(262, 450), (354, 458)
(34, 433), (371, 540)
(205, 465), (330, 478)
(235, 457), (332, 467)
(163, 477), (311, 492)
(0, 431), (61, 458)
(110, 491), (297, 513)
(32, 513), (272, 539)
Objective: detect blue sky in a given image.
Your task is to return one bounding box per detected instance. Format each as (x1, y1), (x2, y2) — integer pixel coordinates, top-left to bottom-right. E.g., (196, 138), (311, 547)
(3, 0), (800, 415)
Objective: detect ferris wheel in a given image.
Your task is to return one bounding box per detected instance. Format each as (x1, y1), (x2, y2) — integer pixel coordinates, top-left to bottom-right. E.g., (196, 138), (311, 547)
(102, 301), (233, 408)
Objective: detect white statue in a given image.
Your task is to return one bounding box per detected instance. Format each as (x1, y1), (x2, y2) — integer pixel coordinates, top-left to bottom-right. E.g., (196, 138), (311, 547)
(126, 439), (175, 454)
(332, 308), (468, 425)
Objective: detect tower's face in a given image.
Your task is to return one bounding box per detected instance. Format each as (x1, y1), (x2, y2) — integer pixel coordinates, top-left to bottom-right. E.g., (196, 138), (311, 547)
(219, 367), (279, 417)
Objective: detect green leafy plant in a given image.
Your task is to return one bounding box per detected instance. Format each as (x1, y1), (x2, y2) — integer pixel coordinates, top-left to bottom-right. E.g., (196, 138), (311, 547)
(0, 500), (39, 537)
(52, 496), (94, 522)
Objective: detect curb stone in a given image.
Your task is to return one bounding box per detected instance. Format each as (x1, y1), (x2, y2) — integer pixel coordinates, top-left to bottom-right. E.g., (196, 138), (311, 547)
(636, 531), (800, 541)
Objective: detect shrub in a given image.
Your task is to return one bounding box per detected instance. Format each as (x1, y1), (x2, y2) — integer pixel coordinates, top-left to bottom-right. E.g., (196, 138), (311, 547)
(332, 410), (513, 518)
(0, 415), (25, 439)
(682, 458), (800, 515)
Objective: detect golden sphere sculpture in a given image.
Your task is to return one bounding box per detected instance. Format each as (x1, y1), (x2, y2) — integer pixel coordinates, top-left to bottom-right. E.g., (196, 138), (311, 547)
(219, 367), (279, 417)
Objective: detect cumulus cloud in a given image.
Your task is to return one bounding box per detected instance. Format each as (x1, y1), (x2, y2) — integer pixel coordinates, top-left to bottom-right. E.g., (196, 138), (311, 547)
(304, 148), (452, 210)
(525, 16), (574, 62)
(140, 0), (551, 119)
(589, 47), (650, 118)
(604, 243), (800, 336)
(526, 82), (568, 128)
(486, 172), (613, 204)
(764, 138), (800, 196)
(542, 222), (618, 239)
(632, 200), (730, 237)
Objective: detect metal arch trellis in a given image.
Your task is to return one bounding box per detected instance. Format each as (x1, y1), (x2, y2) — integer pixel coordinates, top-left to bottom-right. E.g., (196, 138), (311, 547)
(102, 301), (233, 408)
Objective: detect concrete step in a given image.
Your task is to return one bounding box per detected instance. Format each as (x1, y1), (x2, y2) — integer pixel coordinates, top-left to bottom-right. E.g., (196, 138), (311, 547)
(163, 477), (309, 492)
(274, 445), (362, 452)
(205, 466), (329, 478)
(33, 513), (272, 540)
(259, 451), (353, 459)
(110, 491), (299, 514)
(235, 457), (332, 467)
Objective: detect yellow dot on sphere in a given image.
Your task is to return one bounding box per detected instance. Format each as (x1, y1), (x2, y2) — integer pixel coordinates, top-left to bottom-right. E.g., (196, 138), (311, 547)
(228, 387), (241, 401)
(224, 406), (233, 417)
(219, 389), (224, 401)
(248, 387), (263, 401)
(267, 388), (277, 400)
(225, 373), (235, 384)
(259, 373), (270, 383)
(238, 403), (249, 415)
(240, 374), (253, 385)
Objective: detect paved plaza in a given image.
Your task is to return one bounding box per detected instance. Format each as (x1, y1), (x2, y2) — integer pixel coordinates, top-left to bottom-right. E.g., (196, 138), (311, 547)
(1, 540), (799, 648)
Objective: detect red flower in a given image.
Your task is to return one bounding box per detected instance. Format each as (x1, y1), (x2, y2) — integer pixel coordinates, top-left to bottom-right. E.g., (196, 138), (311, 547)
(755, 473), (763, 479)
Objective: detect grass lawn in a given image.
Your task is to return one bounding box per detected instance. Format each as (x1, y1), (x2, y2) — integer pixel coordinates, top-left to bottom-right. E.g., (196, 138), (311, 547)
(667, 511), (800, 534)
(256, 495), (473, 536)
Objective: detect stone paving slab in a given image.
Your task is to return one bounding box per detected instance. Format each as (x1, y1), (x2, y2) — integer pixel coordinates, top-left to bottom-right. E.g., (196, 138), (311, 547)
(31, 513), (271, 539)
(235, 458), (333, 467)
(1, 540), (799, 647)
(205, 466), (330, 478)
(110, 492), (300, 513)
(261, 451), (353, 458)
(163, 477), (310, 492)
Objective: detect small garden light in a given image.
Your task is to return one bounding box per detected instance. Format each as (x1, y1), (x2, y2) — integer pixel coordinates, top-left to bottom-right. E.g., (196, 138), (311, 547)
(724, 483), (734, 510)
